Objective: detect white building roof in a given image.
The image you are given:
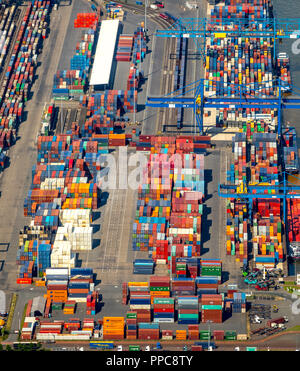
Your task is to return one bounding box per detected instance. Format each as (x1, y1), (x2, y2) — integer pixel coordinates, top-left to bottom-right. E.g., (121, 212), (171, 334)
(90, 20), (119, 86)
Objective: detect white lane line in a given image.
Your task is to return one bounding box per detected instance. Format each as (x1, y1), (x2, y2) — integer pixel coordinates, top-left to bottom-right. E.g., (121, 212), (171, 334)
(115, 187), (129, 277)
(101, 188), (115, 272)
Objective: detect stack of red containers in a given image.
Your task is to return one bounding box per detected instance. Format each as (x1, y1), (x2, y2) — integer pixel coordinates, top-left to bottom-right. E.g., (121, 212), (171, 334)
(122, 282), (128, 305)
(153, 240), (169, 262)
(201, 294), (223, 323)
(26, 299), (32, 317)
(138, 324), (160, 340)
(74, 13), (98, 28)
(175, 137), (194, 153)
(213, 330), (225, 340)
(39, 320), (63, 334)
(188, 325), (199, 340)
(136, 309), (151, 323)
(116, 35), (133, 62)
(86, 291), (98, 315)
(64, 319), (81, 333)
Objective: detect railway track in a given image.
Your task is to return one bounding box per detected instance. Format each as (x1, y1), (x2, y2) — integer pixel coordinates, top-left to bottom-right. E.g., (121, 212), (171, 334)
(101, 1), (180, 135)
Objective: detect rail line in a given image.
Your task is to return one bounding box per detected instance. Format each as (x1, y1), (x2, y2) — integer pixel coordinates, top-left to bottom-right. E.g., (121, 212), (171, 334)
(101, 1), (180, 135)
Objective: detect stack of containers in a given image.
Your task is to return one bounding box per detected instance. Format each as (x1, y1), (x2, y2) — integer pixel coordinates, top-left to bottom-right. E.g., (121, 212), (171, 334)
(116, 35), (133, 62)
(16, 240), (52, 278)
(50, 237), (75, 270)
(138, 323), (159, 340)
(39, 320), (63, 335)
(149, 276), (170, 304)
(34, 204), (60, 230)
(129, 294), (151, 320)
(16, 225), (53, 282)
(102, 317), (125, 340)
(200, 294), (223, 323)
(195, 276), (219, 298)
(206, 0), (274, 126)
(21, 317), (37, 341)
(126, 311), (138, 339)
(171, 278), (195, 296)
(52, 70), (86, 101)
(152, 239), (169, 263)
(250, 133), (283, 265)
(0, 0), (49, 167)
(241, 120), (270, 141)
(200, 259), (222, 284)
(153, 297), (175, 323)
(177, 296), (199, 324)
(282, 127), (299, 173)
(68, 279), (90, 301)
(59, 209), (91, 227)
(224, 330), (237, 341)
(46, 279), (68, 303)
(287, 198), (300, 245)
(0, 5), (17, 70)
(127, 64), (140, 91)
(176, 330), (187, 340)
(226, 199), (249, 262)
(199, 330), (211, 341)
(213, 330), (225, 341)
(277, 54), (291, 91)
(132, 27), (147, 65)
(43, 298), (52, 318)
(188, 325), (199, 340)
(161, 330), (173, 340)
(82, 318), (94, 335)
(133, 259), (154, 274)
(233, 133), (248, 185)
(40, 103), (54, 136)
(128, 282), (151, 323)
(74, 13), (98, 28)
(175, 258), (199, 278)
(64, 319), (81, 333)
(53, 23), (97, 100)
(122, 282), (128, 305)
(86, 292), (98, 315)
(232, 292), (247, 313)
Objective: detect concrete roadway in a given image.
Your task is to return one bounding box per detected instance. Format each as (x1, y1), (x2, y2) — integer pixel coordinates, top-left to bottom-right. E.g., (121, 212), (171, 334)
(0, 2), (77, 341)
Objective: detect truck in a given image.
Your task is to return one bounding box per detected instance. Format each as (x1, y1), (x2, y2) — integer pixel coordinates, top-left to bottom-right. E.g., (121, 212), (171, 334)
(194, 341), (217, 350)
(267, 316), (288, 328)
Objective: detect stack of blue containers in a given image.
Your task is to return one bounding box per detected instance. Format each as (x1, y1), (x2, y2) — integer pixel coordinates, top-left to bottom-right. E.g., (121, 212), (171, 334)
(70, 55), (89, 72)
(232, 292), (246, 313)
(70, 268), (93, 280)
(19, 261), (34, 279)
(130, 295), (151, 306)
(133, 259), (154, 274)
(37, 242), (51, 275)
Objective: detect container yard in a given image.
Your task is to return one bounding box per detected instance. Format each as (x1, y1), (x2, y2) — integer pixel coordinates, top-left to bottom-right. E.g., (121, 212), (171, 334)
(0, 0), (298, 355)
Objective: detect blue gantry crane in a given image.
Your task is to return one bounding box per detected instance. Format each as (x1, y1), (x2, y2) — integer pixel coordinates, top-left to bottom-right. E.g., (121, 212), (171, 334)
(218, 172), (300, 226)
(146, 78), (300, 135)
(146, 15), (300, 135)
(156, 17), (300, 59)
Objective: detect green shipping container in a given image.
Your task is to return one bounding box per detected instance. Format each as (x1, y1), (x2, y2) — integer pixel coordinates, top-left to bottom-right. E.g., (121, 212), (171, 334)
(178, 313), (198, 319)
(201, 305), (222, 310)
(150, 287), (169, 291)
(126, 313), (137, 319)
(129, 345), (140, 351)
